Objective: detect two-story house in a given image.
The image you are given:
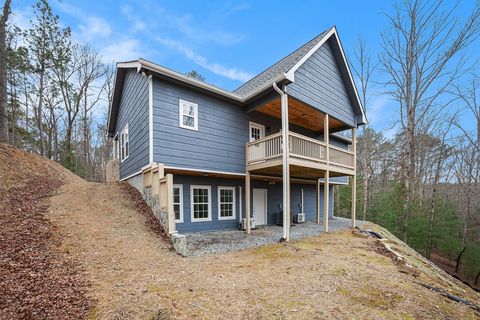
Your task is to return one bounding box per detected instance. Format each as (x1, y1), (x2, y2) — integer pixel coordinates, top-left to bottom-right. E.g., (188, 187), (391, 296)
(106, 26), (366, 242)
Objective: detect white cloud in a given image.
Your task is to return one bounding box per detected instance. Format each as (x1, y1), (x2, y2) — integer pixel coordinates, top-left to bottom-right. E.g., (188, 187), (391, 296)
(170, 14), (245, 46)
(214, 2), (251, 19)
(121, 5), (147, 32)
(156, 37), (253, 82)
(9, 6), (32, 31)
(56, 2), (112, 43)
(100, 38), (143, 63)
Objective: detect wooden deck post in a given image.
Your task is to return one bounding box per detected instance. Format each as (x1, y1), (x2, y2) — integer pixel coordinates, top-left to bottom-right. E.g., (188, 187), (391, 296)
(316, 179), (321, 223)
(351, 127), (357, 228)
(246, 171), (251, 234)
(166, 173), (176, 234)
(324, 114), (330, 233)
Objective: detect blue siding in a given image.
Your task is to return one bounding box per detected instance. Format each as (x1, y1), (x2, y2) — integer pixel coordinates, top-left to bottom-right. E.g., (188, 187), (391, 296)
(117, 70), (149, 179)
(152, 79), (249, 173)
(173, 175), (334, 233)
(251, 181), (334, 225)
(173, 175), (244, 233)
(287, 40), (357, 127)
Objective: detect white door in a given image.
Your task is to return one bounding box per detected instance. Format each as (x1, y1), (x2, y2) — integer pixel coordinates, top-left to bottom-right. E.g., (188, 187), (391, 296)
(253, 188), (267, 226)
(249, 122), (266, 162)
(249, 122), (265, 142)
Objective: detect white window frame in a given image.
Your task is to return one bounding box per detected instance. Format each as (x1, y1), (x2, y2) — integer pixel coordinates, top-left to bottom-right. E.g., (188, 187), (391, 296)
(179, 99), (198, 131)
(120, 124), (129, 162)
(218, 186), (236, 221)
(173, 184), (184, 223)
(249, 121), (265, 142)
(190, 185), (211, 222)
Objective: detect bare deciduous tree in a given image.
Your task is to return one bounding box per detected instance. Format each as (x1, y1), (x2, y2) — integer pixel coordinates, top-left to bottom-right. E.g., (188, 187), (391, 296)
(351, 36), (374, 221)
(380, 0), (480, 240)
(0, 0), (12, 143)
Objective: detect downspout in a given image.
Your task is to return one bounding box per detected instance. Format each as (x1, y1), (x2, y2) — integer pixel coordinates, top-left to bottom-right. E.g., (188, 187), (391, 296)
(273, 82), (289, 241)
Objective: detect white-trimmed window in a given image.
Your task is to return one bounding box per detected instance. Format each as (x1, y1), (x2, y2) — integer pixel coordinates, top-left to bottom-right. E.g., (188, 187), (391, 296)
(120, 124), (129, 162)
(191, 185), (211, 222)
(173, 185), (184, 223)
(179, 99), (198, 131)
(218, 186), (236, 220)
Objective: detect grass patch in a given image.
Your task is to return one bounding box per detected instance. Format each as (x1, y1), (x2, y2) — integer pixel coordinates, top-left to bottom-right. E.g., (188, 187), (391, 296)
(252, 244), (295, 260)
(340, 286), (406, 309)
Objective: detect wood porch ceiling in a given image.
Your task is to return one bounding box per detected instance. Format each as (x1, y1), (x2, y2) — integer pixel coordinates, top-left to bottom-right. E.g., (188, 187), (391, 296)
(256, 97), (345, 132)
(251, 165), (347, 180)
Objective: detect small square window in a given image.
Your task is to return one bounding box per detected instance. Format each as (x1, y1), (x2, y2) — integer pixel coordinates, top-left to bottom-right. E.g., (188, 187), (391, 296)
(179, 99), (198, 131)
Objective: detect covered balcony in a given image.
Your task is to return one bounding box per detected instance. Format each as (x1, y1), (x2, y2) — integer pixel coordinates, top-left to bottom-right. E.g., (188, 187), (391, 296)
(246, 131), (355, 178)
(244, 92), (358, 241)
(245, 95), (356, 179)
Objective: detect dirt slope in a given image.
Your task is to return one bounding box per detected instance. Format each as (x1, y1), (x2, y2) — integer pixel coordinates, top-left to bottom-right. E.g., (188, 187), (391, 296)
(48, 184), (480, 319)
(1, 144), (479, 319)
(0, 144), (92, 319)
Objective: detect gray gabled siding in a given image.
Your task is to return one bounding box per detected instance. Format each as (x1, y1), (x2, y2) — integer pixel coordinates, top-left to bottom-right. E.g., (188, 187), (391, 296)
(117, 70), (149, 179)
(287, 40), (357, 127)
(152, 79), (249, 173)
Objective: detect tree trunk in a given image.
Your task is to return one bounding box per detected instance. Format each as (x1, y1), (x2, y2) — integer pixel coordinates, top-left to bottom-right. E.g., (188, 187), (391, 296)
(0, 0), (12, 143)
(427, 166), (441, 259)
(455, 247), (466, 273)
(37, 67), (46, 155)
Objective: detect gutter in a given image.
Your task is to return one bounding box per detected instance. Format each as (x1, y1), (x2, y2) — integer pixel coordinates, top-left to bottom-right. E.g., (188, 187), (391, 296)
(272, 82), (289, 242)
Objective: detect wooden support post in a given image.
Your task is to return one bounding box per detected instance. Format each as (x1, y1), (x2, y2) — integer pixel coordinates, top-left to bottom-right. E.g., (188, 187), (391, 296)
(281, 87), (290, 241)
(246, 171), (251, 234)
(166, 173), (176, 234)
(324, 172), (329, 232)
(324, 114), (329, 232)
(316, 179), (321, 223)
(351, 127), (357, 228)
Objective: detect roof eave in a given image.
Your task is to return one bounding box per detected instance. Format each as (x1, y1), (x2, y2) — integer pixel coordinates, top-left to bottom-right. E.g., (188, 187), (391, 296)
(107, 60), (292, 137)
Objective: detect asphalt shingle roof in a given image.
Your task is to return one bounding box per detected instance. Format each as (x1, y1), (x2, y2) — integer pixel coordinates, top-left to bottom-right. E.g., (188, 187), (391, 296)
(233, 28), (331, 97)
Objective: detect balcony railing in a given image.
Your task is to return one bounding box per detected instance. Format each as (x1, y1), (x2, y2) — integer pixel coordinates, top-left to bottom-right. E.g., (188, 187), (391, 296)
(246, 131), (355, 170)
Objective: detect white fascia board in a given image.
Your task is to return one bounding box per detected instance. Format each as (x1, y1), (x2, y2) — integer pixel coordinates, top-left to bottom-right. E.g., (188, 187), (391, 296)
(331, 31), (367, 125)
(285, 27), (336, 80)
(136, 58), (290, 103)
(285, 27), (367, 126)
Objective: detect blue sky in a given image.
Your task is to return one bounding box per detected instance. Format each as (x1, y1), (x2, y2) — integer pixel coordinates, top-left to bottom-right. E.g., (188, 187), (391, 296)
(10, 0), (480, 136)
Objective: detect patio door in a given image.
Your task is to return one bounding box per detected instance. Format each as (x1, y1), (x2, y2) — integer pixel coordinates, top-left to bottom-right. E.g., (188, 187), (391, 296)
(253, 188), (267, 226)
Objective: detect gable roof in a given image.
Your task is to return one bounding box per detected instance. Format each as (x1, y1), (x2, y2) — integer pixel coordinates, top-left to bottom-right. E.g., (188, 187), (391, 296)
(107, 26), (366, 137)
(233, 28), (332, 97)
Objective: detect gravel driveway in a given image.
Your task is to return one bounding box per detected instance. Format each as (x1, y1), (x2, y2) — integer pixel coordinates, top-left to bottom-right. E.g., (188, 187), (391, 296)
(185, 217), (364, 256)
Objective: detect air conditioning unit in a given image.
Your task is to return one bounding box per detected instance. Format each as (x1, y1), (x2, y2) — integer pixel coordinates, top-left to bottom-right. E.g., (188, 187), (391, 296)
(241, 218), (256, 230)
(294, 213), (305, 223)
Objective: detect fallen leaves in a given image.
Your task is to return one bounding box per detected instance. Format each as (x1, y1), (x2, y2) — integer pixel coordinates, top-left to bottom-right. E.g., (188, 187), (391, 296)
(0, 175), (93, 319)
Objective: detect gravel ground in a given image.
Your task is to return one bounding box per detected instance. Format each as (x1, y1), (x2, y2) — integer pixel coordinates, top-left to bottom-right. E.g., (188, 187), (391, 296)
(185, 217), (365, 256)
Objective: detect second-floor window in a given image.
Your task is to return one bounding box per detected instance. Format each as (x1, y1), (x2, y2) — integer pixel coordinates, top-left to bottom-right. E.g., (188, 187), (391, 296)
(179, 99), (198, 131)
(120, 124), (129, 162)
